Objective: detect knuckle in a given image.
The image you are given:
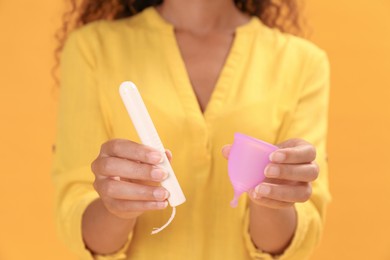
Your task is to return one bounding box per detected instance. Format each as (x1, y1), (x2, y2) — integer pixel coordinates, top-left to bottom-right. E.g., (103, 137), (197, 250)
(109, 139), (122, 154)
(102, 180), (116, 197)
(106, 183), (115, 198)
(100, 158), (110, 173)
(101, 140), (112, 153)
(296, 138), (306, 142)
(309, 147), (317, 161)
(312, 163), (320, 179)
(91, 159), (98, 174)
(100, 181), (109, 195)
(134, 147), (148, 162)
(93, 180), (99, 192)
(101, 157), (114, 174)
(301, 185), (312, 201)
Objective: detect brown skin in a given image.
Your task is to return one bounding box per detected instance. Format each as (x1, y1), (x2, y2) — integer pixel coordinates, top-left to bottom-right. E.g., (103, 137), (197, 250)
(222, 139), (319, 254)
(82, 0), (319, 256)
(156, 0), (250, 111)
(83, 140), (172, 254)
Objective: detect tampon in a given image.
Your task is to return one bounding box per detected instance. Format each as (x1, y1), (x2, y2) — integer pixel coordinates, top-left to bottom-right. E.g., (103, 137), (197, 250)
(119, 81), (186, 234)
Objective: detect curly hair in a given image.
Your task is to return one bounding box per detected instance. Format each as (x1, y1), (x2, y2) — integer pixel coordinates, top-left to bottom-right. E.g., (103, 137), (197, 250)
(53, 0), (304, 84)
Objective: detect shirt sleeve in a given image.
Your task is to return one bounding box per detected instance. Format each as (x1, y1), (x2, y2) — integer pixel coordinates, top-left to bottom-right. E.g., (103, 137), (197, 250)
(243, 50), (332, 260)
(52, 29), (132, 260)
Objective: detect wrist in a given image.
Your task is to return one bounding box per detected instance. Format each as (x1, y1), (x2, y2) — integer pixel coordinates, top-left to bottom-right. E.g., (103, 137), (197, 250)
(249, 200), (297, 254)
(249, 199), (296, 216)
(88, 198), (137, 230)
(83, 198), (137, 255)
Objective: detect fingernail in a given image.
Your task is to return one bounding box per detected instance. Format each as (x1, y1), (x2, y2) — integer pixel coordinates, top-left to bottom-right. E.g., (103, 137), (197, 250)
(148, 152), (163, 164)
(256, 185), (271, 196)
(165, 149), (173, 159)
(251, 191), (258, 199)
(157, 201), (168, 209)
(270, 152), (286, 162)
(151, 168), (168, 181)
(153, 189), (169, 200)
(265, 165), (280, 177)
(221, 145), (229, 152)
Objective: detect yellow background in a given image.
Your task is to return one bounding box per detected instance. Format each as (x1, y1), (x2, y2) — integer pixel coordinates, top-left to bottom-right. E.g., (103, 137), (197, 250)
(0, 1), (389, 259)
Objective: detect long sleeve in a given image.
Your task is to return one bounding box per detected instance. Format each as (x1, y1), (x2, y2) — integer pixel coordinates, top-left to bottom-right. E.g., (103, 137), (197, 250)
(51, 9), (332, 259)
(243, 50), (331, 260)
(52, 29), (131, 260)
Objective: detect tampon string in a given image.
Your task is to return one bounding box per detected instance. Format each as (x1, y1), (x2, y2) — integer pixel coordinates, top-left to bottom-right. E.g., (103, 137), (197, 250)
(151, 206), (176, 235)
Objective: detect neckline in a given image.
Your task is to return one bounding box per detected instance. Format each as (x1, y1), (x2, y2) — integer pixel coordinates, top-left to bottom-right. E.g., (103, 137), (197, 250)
(143, 6), (259, 127)
(144, 6), (260, 34)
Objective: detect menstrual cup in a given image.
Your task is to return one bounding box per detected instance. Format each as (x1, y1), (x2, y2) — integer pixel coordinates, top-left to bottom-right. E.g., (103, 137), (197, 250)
(228, 133), (278, 208)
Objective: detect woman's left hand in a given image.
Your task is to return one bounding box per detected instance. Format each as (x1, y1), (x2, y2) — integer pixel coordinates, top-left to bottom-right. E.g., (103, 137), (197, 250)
(222, 138), (319, 209)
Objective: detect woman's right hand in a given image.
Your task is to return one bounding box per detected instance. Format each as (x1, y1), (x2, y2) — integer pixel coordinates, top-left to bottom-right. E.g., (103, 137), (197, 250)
(91, 139), (171, 220)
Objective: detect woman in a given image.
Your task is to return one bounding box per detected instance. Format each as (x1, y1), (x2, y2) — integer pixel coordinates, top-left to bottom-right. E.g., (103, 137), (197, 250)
(52, 0), (331, 259)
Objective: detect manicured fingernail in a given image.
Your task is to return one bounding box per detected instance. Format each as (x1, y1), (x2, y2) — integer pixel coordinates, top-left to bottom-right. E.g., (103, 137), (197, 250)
(270, 152), (286, 162)
(256, 185), (271, 196)
(151, 168), (168, 181)
(148, 152), (163, 164)
(153, 189), (169, 200)
(165, 149), (173, 159)
(251, 191), (258, 199)
(265, 165), (280, 177)
(157, 201), (168, 208)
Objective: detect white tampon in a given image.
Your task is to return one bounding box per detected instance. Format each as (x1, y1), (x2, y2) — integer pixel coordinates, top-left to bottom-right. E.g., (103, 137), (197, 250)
(119, 81), (186, 234)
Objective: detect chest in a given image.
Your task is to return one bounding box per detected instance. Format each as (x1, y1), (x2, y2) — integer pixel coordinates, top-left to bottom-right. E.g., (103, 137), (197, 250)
(175, 31), (234, 112)
(104, 26), (294, 147)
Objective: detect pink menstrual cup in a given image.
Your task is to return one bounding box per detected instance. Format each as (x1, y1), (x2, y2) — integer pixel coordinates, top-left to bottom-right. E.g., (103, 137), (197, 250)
(228, 133), (278, 208)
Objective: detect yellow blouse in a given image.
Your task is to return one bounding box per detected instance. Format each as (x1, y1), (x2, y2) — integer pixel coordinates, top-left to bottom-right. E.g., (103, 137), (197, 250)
(53, 7), (331, 260)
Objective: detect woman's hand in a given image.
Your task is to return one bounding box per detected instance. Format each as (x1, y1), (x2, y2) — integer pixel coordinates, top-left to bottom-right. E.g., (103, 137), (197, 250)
(222, 138), (319, 209)
(91, 139), (172, 220)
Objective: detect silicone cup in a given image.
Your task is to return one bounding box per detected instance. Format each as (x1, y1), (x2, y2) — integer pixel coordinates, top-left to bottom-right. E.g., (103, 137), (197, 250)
(228, 133), (278, 208)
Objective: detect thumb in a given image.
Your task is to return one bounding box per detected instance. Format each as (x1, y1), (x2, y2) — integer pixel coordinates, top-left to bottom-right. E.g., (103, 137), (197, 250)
(221, 145), (232, 159)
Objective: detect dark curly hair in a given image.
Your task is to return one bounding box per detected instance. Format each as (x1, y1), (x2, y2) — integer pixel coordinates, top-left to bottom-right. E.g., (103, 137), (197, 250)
(53, 0), (304, 84)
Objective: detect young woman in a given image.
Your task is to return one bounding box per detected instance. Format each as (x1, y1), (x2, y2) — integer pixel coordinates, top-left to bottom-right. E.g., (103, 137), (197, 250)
(52, 0), (331, 259)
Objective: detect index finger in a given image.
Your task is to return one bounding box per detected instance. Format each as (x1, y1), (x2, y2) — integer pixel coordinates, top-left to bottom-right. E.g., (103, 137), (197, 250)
(101, 139), (163, 164)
